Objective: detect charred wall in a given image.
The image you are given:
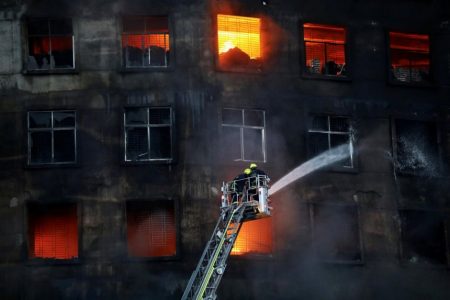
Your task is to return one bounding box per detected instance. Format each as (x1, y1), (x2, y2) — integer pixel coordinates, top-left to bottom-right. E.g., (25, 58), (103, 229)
(0, 0), (450, 299)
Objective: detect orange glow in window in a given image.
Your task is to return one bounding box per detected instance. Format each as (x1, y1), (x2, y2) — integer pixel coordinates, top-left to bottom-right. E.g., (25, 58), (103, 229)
(122, 34), (170, 51)
(29, 204), (78, 260)
(127, 204), (176, 257)
(217, 14), (261, 59)
(231, 217), (272, 255)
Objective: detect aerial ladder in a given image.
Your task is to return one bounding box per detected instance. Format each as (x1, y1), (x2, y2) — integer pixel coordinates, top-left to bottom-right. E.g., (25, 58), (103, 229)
(181, 175), (271, 300)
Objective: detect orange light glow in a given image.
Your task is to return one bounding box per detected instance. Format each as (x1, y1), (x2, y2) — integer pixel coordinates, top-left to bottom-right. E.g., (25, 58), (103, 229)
(127, 205), (176, 257)
(217, 14), (261, 59)
(389, 32), (429, 52)
(231, 217), (272, 255)
(29, 204), (78, 260)
(122, 34), (170, 51)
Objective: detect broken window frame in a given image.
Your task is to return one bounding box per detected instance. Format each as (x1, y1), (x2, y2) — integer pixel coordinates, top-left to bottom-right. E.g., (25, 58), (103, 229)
(307, 115), (355, 169)
(221, 108), (266, 162)
(309, 202), (364, 264)
(27, 110), (77, 166)
(391, 118), (442, 176)
(301, 22), (350, 80)
(26, 202), (80, 263)
(121, 16), (171, 69)
(398, 209), (450, 267)
(25, 18), (75, 72)
(123, 106), (173, 163)
(125, 200), (178, 260)
(215, 14), (263, 72)
(388, 31), (432, 86)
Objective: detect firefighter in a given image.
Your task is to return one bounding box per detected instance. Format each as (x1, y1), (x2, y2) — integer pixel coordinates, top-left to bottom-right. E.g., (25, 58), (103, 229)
(232, 168), (251, 202)
(248, 163), (267, 201)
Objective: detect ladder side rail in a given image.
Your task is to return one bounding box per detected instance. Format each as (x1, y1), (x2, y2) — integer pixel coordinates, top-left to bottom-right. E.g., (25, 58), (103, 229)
(203, 208), (246, 299)
(181, 207), (233, 300)
(193, 203), (244, 300)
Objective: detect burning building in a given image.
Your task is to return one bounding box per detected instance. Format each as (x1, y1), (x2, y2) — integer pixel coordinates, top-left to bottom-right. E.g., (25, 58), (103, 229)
(0, 0), (450, 299)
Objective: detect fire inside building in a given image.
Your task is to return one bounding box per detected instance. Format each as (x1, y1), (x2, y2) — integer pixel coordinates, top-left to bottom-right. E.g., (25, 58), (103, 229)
(0, 0), (450, 299)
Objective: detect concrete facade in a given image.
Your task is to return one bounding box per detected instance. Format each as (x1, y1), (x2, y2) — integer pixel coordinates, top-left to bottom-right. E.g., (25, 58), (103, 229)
(0, 0), (450, 299)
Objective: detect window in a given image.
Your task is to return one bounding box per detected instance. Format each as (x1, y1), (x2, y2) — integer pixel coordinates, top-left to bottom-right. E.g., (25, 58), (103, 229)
(310, 203), (362, 263)
(124, 107), (172, 162)
(28, 203), (78, 260)
(27, 111), (77, 165)
(122, 16), (170, 68)
(308, 115), (354, 168)
(231, 217), (272, 256)
(303, 23), (347, 77)
(393, 119), (439, 175)
(389, 32), (430, 84)
(400, 210), (448, 265)
(26, 18), (74, 71)
(221, 108), (266, 162)
(217, 14), (262, 70)
(126, 201), (177, 258)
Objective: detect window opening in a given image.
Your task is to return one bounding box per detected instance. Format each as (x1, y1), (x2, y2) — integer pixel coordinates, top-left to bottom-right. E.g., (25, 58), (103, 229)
(308, 115), (354, 168)
(124, 107), (172, 162)
(27, 18), (74, 70)
(303, 23), (347, 77)
(28, 203), (78, 260)
(400, 210), (448, 265)
(122, 16), (170, 67)
(389, 32), (430, 83)
(231, 217), (272, 255)
(222, 108), (265, 162)
(217, 14), (262, 69)
(28, 111), (77, 165)
(310, 203), (362, 262)
(126, 201), (177, 257)
(394, 119), (439, 175)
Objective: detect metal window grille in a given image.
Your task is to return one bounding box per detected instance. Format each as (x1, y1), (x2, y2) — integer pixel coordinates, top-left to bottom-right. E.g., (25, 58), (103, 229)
(27, 18), (75, 70)
(231, 217), (272, 256)
(222, 108), (266, 162)
(124, 107), (172, 161)
(217, 14), (262, 68)
(122, 16), (170, 67)
(309, 203), (363, 263)
(28, 203), (78, 259)
(308, 115), (353, 168)
(27, 111), (77, 165)
(389, 32), (430, 83)
(126, 202), (177, 257)
(303, 23), (346, 76)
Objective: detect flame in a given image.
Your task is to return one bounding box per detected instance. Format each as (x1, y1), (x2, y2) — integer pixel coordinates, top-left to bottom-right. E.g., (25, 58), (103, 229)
(221, 40), (236, 53)
(217, 14), (261, 59)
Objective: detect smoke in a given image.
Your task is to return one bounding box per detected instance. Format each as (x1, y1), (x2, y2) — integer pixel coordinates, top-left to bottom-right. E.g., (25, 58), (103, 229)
(269, 143), (351, 195)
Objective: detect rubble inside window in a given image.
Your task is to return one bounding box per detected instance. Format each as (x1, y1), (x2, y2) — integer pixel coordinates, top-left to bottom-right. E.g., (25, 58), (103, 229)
(394, 119), (439, 175)
(28, 203), (78, 260)
(26, 18), (74, 71)
(310, 203), (362, 263)
(303, 23), (347, 77)
(389, 32), (430, 84)
(122, 16), (170, 68)
(221, 108), (265, 162)
(28, 111), (77, 165)
(126, 201), (177, 258)
(308, 115), (354, 168)
(400, 210), (448, 265)
(124, 107), (172, 162)
(217, 14), (262, 70)
(231, 217), (272, 256)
